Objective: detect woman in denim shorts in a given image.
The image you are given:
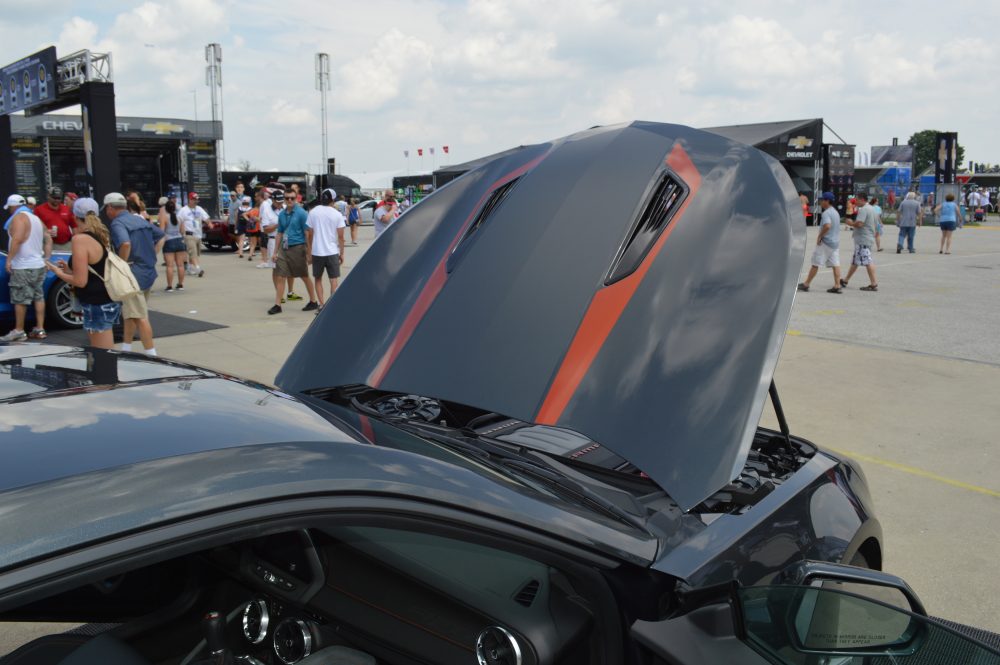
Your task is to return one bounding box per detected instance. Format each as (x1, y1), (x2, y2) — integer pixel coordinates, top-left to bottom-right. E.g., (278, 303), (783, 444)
(46, 198), (121, 348)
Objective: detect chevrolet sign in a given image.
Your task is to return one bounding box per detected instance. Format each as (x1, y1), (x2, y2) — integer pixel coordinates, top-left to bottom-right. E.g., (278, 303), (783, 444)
(788, 135), (814, 150)
(141, 121), (185, 135)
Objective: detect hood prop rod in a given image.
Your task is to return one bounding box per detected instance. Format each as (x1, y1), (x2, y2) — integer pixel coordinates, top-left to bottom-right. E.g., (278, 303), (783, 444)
(768, 380), (791, 447)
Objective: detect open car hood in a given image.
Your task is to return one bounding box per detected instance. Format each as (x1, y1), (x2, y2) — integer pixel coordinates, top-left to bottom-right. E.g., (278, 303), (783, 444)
(277, 121), (805, 511)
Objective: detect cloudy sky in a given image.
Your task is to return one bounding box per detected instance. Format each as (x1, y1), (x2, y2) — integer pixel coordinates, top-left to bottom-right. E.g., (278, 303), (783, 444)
(2, 0), (997, 186)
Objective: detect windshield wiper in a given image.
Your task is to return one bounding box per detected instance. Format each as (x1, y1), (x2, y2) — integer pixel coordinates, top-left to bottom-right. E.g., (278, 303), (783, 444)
(382, 418), (652, 534)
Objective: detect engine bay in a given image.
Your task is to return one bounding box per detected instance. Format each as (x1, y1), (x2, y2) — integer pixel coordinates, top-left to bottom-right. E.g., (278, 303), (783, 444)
(324, 387), (817, 518)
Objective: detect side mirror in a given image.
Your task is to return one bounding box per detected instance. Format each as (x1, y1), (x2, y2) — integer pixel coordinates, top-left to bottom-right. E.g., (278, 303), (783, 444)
(735, 563), (1000, 663)
(738, 585), (923, 658)
(776, 560), (925, 616)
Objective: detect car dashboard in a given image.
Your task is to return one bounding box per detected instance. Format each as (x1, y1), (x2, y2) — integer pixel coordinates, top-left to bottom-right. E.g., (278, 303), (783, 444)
(208, 526), (593, 665)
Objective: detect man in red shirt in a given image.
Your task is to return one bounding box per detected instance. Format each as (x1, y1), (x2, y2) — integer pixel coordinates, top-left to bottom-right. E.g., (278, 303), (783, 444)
(33, 187), (76, 251)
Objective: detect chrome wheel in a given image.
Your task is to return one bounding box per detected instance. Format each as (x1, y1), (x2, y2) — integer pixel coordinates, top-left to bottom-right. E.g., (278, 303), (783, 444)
(47, 281), (82, 329)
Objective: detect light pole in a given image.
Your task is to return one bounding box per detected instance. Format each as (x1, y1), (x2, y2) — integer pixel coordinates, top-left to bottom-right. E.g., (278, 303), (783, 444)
(315, 53), (330, 181)
(205, 43), (224, 168)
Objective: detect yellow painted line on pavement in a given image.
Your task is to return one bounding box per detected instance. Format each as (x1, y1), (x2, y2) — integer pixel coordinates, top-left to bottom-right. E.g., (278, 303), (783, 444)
(825, 446), (1000, 499)
(786, 329), (802, 336)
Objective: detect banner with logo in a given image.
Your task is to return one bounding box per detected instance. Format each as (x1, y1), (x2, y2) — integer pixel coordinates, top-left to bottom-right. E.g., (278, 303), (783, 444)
(779, 122), (822, 161)
(0, 47), (57, 116)
(10, 114), (223, 140)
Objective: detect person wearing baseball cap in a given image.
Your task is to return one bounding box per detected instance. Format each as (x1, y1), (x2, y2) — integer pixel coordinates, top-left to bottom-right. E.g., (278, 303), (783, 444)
(34, 186), (76, 251)
(177, 192), (208, 276)
(797, 192), (843, 294)
(1, 193), (52, 341)
(106, 191), (166, 355)
(3, 194), (26, 232)
(45, 197), (122, 349)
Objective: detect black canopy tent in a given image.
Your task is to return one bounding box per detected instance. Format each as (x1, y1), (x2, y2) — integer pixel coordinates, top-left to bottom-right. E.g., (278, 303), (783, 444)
(703, 118), (824, 198)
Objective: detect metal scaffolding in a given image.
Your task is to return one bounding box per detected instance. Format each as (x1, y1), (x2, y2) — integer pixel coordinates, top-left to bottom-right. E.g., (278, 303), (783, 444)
(56, 50), (114, 94)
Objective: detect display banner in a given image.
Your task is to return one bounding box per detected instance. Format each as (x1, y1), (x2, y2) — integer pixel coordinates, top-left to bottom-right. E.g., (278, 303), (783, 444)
(11, 137), (45, 198)
(934, 132), (958, 184)
(0, 47), (57, 116)
(188, 141), (218, 214)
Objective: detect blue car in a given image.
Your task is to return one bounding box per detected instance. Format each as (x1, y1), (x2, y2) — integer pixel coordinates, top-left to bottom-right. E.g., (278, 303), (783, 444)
(0, 248), (82, 331)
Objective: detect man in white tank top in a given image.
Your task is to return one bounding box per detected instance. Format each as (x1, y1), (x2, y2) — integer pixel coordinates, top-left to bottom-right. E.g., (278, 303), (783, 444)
(2, 194), (52, 341)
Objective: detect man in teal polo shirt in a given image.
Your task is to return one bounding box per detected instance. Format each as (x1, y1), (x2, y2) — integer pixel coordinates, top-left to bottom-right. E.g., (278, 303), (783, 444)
(269, 194), (318, 314)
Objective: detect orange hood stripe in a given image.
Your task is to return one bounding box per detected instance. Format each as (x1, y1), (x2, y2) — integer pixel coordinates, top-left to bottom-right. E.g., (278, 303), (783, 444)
(535, 143), (702, 425)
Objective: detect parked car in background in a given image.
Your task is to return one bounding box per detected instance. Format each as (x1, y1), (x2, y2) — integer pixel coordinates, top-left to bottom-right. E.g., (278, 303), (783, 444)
(202, 217), (240, 251)
(357, 198), (379, 225)
(0, 248), (81, 330)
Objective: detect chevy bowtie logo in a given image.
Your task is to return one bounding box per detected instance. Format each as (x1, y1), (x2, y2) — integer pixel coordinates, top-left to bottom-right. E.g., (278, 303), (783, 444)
(788, 135), (813, 150)
(141, 122), (185, 135)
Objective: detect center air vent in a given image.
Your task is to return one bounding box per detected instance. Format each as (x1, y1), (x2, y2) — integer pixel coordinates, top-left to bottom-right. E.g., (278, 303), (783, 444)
(476, 626), (523, 665)
(606, 173), (686, 284)
(512, 579), (540, 607)
(447, 178), (521, 272)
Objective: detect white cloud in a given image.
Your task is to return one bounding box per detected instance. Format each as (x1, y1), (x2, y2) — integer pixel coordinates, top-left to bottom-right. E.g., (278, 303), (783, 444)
(18, 1), (1000, 176)
(57, 16), (100, 53)
(269, 99), (314, 126)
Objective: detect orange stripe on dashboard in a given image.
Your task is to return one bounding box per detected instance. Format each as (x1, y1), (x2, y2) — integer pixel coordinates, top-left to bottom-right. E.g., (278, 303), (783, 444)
(535, 143), (702, 425)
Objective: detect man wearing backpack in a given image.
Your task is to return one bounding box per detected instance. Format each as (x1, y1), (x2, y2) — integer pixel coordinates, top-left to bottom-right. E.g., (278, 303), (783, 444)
(105, 192), (166, 355)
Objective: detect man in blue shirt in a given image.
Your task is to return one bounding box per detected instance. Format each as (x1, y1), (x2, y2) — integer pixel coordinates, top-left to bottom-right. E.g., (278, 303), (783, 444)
(269, 194), (318, 314)
(797, 192), (843, 293)
(106, 192), (166, 354)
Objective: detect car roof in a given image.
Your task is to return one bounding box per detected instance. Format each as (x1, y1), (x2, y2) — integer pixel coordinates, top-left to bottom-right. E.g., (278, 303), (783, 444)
(0, 345), (355, 493)
(0, 345), (661, 570)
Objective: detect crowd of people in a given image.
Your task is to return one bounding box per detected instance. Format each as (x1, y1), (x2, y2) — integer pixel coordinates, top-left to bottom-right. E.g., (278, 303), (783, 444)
(2, 188), (163, 350)
(1, 181), (406, 346)
(796, 187), (976, 295)
(221, 182), (401, 315)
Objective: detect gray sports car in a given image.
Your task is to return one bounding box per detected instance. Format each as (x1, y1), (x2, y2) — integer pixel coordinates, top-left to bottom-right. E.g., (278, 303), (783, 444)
(0, 122), (997, 664)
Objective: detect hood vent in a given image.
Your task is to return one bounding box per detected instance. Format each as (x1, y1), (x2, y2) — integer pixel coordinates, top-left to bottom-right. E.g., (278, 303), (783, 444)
(512, 579), (540, 607)
(606, 173), (686, 284)
(447, 178), (521, 273)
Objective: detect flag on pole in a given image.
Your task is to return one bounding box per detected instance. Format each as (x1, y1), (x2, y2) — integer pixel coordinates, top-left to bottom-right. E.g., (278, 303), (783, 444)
(417, 148), (423, 157)
(429, 147), (435, 155)
(404, 150), (409, 158)
(443, 145), (449, 154)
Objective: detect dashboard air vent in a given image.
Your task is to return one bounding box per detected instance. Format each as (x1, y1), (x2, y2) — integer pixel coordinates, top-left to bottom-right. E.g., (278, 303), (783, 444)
(606, 173), (686, 284)
(513, 579), (540, 607)
(476, 625), (523, 665)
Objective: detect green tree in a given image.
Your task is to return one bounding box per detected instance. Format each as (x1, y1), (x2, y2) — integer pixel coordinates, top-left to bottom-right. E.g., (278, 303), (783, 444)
(907, 130), (966, 173)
